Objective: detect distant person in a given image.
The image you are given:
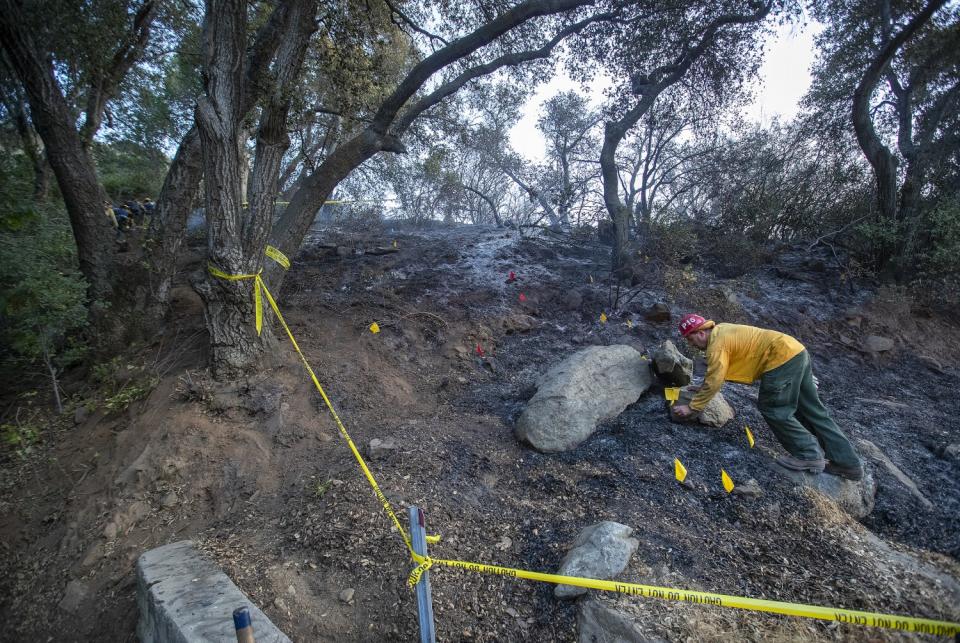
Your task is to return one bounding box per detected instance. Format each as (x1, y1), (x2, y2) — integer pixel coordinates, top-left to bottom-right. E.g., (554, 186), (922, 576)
(112, 204), (131, 229)
(104, 200), (118, 229)
(142, 197), (155, 217)
(673, 314), (864, 480)
(126, 199), (145, 226)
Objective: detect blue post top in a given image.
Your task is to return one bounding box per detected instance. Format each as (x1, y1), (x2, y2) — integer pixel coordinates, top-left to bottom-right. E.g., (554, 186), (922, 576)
(233, 606), (252, 630)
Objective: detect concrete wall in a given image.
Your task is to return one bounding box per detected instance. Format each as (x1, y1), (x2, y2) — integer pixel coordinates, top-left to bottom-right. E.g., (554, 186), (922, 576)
(137, 540), (291, 643)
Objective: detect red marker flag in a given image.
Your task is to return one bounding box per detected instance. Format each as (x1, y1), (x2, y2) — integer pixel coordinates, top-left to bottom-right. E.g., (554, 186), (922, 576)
(475, 344), (485, 357)
(507, 271), (516, 283)
(518, 293), (527, 302)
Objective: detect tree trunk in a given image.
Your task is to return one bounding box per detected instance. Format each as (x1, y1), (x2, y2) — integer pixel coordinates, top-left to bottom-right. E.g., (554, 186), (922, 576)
(194, 0), (267, 375)
(143, 126), (204, 323)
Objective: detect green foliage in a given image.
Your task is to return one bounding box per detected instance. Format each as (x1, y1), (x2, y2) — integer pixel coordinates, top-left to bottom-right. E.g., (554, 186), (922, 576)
(922, 198), (960, 275)
(94, 140), (169, 200)
(92, 356), (158, 412)
(0, 154), (88, 380)
(1, 422), (41, 459)
(103, 380), (157, 411)
(647, 220), (698, 266)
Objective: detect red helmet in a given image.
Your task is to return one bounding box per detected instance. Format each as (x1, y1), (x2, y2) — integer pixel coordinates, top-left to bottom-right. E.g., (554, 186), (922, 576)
(678, 313), (707, 337)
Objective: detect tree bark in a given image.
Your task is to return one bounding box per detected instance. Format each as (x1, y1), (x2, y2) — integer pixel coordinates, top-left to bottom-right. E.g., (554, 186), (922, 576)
(144, 126), (204, 322)
(196, 0), (317, 375)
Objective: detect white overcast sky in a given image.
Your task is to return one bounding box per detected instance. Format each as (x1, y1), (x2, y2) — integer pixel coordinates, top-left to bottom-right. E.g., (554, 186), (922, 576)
(509, 21), (823, 161)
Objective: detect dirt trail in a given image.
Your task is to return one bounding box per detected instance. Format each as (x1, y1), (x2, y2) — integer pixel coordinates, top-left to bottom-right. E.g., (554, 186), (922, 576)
(1, 223), (958, 642)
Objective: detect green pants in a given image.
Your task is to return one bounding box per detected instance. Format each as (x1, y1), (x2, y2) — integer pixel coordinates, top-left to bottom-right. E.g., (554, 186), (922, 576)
(757, 351), (860, 467)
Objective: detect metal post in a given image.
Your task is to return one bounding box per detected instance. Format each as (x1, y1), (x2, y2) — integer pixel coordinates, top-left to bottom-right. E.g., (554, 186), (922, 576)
(408, 505), (436, 643)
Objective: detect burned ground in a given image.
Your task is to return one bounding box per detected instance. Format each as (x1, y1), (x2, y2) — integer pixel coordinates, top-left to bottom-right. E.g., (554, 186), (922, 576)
(0, 224), (958, 642)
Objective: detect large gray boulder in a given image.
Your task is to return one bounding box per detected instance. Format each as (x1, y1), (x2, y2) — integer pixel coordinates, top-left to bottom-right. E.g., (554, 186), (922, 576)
(669, 385), (735, 428)
(770, 464), (877, 518)
(650, 340), (692, 386)
(555, 522), (639, 599)
(578, 599), (667, 643)
(516, 345), (652, 453)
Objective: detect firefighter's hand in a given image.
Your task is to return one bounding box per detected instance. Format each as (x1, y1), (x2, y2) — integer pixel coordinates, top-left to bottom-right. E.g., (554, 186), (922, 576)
(673, 404), (694, 418)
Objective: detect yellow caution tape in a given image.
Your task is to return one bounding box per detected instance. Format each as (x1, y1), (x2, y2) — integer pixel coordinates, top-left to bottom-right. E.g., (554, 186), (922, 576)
(674, 458), (687, 483)
(265, 245), (290, 270)
(209, 252), (960, 638)
(208, 254), (418, 560)
(745, 425), (755, 448)
(721, 469), (735, 493)
(406, 555), (959, 636)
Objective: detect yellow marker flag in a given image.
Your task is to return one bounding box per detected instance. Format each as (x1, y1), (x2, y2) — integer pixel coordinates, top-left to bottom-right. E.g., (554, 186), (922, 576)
(721, 469), (735, 493)
(589, 275), (594, 283)
(626, 319), (634, 328)
(600, 312), (608, 324)
(674, 459), (687, 483)
(393, 240), (398, 248)
(664, 387), (680, 406)
(745, 425), (755, 448)
(369, 322), (380, 334)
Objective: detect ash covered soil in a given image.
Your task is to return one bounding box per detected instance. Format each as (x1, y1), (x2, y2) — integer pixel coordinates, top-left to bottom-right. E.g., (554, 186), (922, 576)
(1, 223), (959, 642)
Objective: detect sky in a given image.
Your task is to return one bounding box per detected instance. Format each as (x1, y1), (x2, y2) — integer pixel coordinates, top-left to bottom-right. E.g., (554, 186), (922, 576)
(508, 21), (823, 162)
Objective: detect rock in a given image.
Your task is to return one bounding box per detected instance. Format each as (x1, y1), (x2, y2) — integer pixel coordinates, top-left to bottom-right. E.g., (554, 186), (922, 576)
(943, 444), (960, 460)
(81, 543), (105, 567)
(103, 522), (119, 540)
(339, 588), (355, 604)
(862, 335), (894, 353)
(160, 492), (179, 509)
(650, 340), (692, 386)
(273, 597), (289, 611)
(562, 290), (584, 311)
(73, 405), (90, 425)
(856, 439), (933, 510)
(501, 314), (538, 333)
(554, 522), (639, 599)
(770, 463), (877, 518)
(918, 355), (946, 375)
(642, 302), (671, 323)
(732, 478), (762, 498)
(335, 245), (351, 257)
(138, 541), (291, 642)
(515, 346), (653, 453)
(719, 286), (739, 306)
(286, 585), (296, 596)
(670, 386), (735, 428)
(577, 599), (667, 643)
(368, 438), (398, 459)
(59, 580), (90, 613)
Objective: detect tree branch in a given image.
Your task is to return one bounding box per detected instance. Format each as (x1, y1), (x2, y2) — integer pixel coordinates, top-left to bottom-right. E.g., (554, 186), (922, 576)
(381, 0), (449, 45)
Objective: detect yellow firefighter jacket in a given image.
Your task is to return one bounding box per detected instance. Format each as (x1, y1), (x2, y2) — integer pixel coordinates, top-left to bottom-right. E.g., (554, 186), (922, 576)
(689, 323), (804, 411)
